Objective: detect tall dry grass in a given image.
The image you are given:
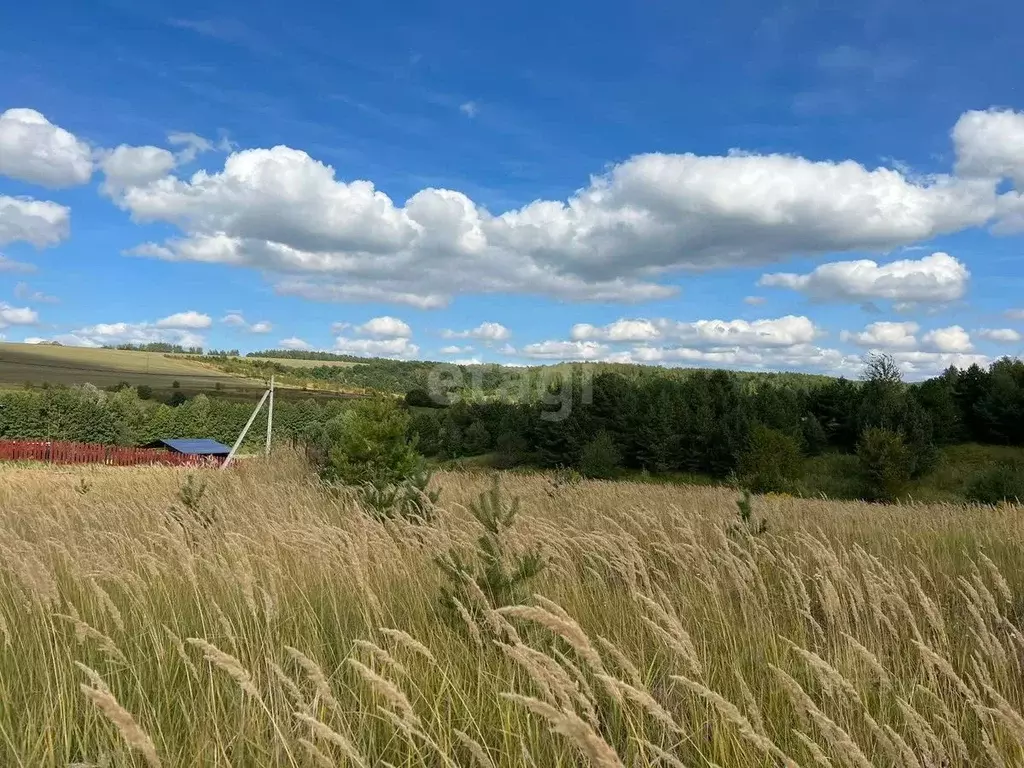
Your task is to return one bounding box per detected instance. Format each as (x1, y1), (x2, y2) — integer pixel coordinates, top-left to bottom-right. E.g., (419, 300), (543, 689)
(1, 452), (1023, 766)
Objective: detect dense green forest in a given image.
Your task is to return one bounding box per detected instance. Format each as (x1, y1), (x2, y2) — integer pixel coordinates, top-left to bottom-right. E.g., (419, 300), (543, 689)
(0, 384), (349, 450)
(401, 354), (1024, 502)
(245, 349), (367, 362)
(103, 342), (206, 354)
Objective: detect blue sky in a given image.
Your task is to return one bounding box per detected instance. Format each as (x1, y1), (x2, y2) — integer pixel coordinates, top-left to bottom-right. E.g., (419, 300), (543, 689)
(2, 0), (1024, 379)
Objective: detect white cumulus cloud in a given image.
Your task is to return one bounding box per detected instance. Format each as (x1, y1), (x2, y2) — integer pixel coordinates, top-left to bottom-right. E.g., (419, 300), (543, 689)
(111, 119), (1003, 307)
(155, 310), (212, 329)
(0, 196), (71, 248)
(840, 321), (919, 349)
(330, 316), (415, 358)
(571, 315), (820, 347)
(571, 319), (660, 342)
(977, 328), (1022, 343)
(51, 319), (205, 348)
(838, 321), (973, 355)
(759, 252), (969, 304)
(954, 108), (1024, 186)
(887, 350), (989, 378)
(355, 316), (412, 338)
(440, 345), (474, 354)
(673, 317), (823, 347)
(99, 145), (177, 193)
(0, 108), (93, 188)
(334, 336), (419, 359)
(221, 312), (272, 333)
(441, 322), (510, 341)
(607, 343), (865, 377)
(279, 336), (312, 351)
(922, 325), (973, 353)
(100, 132), (224, 194)
(0, 303), (39, 327)
(520, 340), (610, 360)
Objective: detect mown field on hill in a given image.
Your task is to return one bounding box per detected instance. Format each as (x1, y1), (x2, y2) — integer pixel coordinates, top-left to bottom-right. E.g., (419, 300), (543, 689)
(0, 343), (354, 402)
(0, 343), (259, 392)
(2, 454), (1023, 766)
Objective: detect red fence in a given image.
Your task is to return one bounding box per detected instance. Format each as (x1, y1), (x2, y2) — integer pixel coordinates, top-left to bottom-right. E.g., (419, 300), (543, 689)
(0, 440), (219, 468)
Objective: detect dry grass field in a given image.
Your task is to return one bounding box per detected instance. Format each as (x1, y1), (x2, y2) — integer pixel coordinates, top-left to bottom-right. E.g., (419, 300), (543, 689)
(2, 456), (1024, 766)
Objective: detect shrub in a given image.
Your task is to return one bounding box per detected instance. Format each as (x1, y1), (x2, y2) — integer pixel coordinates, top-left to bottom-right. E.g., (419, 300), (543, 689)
(579, 430), (621, 479)
(408, 412), (442, 456)
(964, 463), (1024, 505)
(319, 395), (439, 521)
(856, 426), (913, 502)
(358, 465), (439, 523)
(404, 388), (438, 408)
(493, 432), (530, 469)
(738, 423), (802, 494)
(463, 421), (492, 455)
(166, 474), (218, 547)
(437, 422), (464, 460)
(436, 478), (545, 631)
(728, 490), (768, 537)
(322, 397), (419, 485)
(801, 414), (828, 456)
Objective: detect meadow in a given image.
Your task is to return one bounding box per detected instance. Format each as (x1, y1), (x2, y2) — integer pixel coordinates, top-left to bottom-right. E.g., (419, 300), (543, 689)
(2, 454), (1023, 766)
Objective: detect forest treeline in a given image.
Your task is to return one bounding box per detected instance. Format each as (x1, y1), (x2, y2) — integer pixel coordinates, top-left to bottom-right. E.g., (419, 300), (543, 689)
(204, 352), (835, 401)
(103, 342), (206, 354)
(0, 384), (349, 449)
(403, 354), (1024, 501)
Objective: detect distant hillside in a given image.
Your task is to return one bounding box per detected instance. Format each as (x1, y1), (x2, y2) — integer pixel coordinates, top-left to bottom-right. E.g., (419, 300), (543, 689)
(246, 349), (368, 363)
(0, 341), (841, 403)
(196, 350), (838, 400)
(0, 343), (345, 402)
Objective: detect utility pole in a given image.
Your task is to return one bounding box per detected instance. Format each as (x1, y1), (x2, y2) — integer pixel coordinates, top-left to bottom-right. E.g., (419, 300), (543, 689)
(222, 388), (269, 470)
(265, 375), (274, 456)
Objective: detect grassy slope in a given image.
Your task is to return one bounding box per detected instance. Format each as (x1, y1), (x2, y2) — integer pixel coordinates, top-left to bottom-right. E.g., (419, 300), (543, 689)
(446, 442), (1024, 502)
(1, 456), (1023, 765)
(0, 343), (259, 392)
(0, 343), (358, 401)
(802, 442), (1024, 503)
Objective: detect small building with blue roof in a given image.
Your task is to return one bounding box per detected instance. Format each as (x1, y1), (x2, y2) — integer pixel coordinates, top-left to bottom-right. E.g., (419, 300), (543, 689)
(144, 438), (232, 457)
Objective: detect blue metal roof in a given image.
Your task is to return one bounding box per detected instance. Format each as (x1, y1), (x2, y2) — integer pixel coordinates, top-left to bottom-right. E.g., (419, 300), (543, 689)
(149, 438), (232, 455)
